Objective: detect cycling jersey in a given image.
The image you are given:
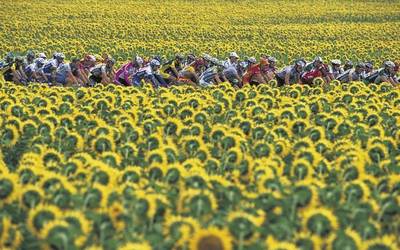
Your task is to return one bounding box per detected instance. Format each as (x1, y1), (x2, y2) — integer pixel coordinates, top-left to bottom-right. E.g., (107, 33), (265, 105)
(276, 66), (301, 85)
(114, 62), (140, 86)
(160, 60), (182, 78)
(329, 66), (344, 79)
(199, 66), (218, 87)
(336, 69), (363, 83)
(55, 63), (72, 85)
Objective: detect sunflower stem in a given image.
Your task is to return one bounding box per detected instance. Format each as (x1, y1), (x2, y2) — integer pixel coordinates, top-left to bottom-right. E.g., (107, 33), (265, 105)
(377, 202), (390, 222)
(196, 198), (203, 218)
(238, 231), (244, 250)
(291, 196), (298, 221)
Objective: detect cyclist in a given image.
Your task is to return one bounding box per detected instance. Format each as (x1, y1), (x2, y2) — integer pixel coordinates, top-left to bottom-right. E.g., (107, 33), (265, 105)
(372, 61), (398, 86)
(55, 58), (82, 86)
(199, 58), (224, 87)
(343, 60), (353, 71)
(25, 57), (47, 82)
(88, 58), (116, 86)
(43, 53), (65, 84)
(223, 52), (241, 86)
(242, 57), (269, 86)
(275, 60), (305, 86)
(114, 56), (144, 86)
(160, 54), (185, 85)
(304, 56), (323, 72)
(336, 63), (365, 83)
(132, 59), (163, 87)
(329, 59), (343, 79)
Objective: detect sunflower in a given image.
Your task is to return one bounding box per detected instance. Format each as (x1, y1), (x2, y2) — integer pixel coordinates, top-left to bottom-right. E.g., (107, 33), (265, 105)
(119, 166), (142, 184)
(163, 117), (184, 136)
(364, 235), (398, 250)
(303, 208), (339, 237)
(134, 190), (157, 219)
(27, 204), (62, 236)
(189, 227), (233, 250)
(40, 219), (73, 249)
(118, 242), (153, 250)
(179, 189), (218, 217)
(101, 151), (122, 168)
(294, 180), (319, 211)
(291, 159), (312, 181)
(91, 135), (116, 153)
(2, 124), (20, 147)
(344, 180), (371, 203)
(183, 167), (210, 189)
(164, 216), (201, 247)
(227, 211), (264, 244)
(83, 183), (111, 211)
(0, 171), (20, 205)
(19, 184), (44, 208)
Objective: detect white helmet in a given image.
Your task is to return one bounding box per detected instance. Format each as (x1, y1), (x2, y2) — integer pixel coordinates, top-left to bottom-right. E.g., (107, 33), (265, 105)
(210, 57), (219, 65)
(87, 55), (96, 62)
(135, 56), (144, 65)
(38, 53), (47, 59)
(202, 53), (212, 61)
(35, 58), (46, 65)
(331, 59), (341, 65)
(150, 59), (160, 67)
(314, 56), (323, 63)
(229, 52), (239, 59)
(247, 57), (257, 64)
(384, 60), (395, 68)
(295, 60), (305, 67)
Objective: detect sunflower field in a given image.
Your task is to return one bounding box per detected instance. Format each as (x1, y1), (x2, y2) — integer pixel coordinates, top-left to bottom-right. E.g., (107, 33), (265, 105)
(1, 0), (400, 249)
(0, 80), (400, 250)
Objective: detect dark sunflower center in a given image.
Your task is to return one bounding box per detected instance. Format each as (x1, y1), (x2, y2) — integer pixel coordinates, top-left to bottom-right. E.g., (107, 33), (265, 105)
(197, 235), (224, 250)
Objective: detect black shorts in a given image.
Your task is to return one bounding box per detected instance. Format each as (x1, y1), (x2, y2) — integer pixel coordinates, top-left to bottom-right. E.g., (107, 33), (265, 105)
(3, 70), (13, 81)
(89, 75), (102, 86)
(276, 77), (285, 87)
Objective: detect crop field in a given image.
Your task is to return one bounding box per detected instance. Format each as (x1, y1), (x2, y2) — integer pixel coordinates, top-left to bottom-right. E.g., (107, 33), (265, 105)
(1, 0), (400, 64)
(0, 1), (400, 250)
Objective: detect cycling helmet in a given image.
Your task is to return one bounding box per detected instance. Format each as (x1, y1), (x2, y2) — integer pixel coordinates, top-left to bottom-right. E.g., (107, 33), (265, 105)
(268, 56), (277, 63)
(365, 62), (373, 69)
(331, 59), (341, 65)
(150, 59), (161, 67)
(295, 60), (305, 67)
(86, 55), (96, 62)
(384, 60), (395, 68)
(356, 62), (365, 68)
(187, 54), (196, 60)
(229, 52), (239, 59)
(314, 56), (323, 63)
(344, 60), (353, 66)
(247, 57), (257, 64)
(56, 53), (65, 60)
(239, 61), (248, 68)
(107, 58), (116, 65)
(202, 53), (212, 61)
(38, 53), (47, 59)
(135, 56), (144, 65)
(5, 52), (14, 62)
(35, 58), (46, 65)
